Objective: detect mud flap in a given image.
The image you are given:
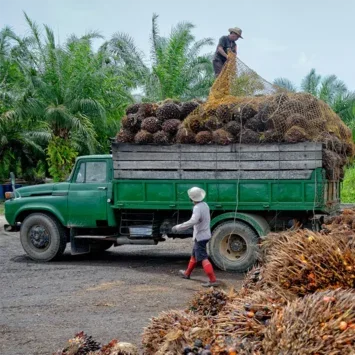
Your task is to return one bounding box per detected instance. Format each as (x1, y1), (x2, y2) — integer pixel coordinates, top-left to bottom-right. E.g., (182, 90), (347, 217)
(70, 228), (90, 255)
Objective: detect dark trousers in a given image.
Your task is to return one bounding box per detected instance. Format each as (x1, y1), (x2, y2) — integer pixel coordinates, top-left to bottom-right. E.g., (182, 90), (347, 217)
(192, 239), (209, 262)
(213, 59), (225, 77)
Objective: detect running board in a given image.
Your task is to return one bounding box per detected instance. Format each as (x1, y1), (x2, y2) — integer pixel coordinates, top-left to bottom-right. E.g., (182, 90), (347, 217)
(73, 235), (162, 245)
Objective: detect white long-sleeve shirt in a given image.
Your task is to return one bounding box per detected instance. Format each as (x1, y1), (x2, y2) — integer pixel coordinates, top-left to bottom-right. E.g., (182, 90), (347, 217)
(174, 202), (211, 241)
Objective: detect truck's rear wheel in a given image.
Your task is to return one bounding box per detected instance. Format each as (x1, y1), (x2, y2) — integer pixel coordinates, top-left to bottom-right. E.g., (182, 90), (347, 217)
(20, 213), (67, 261)
(208, 220), (259, 272)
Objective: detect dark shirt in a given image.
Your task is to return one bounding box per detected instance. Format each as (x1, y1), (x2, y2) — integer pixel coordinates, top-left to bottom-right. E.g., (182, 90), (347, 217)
(214, 35), (237, 63)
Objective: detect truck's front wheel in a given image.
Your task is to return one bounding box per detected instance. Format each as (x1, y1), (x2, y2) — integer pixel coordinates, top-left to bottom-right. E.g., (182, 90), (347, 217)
(208, 221), (259, 272)
(20, 213), (67, 261)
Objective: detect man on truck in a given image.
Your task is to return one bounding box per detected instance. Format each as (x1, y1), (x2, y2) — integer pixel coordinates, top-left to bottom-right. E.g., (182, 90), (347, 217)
(213, 27), (243, 77)
(172, 187), (219, 287)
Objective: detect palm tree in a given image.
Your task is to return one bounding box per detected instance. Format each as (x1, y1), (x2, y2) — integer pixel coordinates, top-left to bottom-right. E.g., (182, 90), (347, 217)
(2, 13), (133, 181)
(274, 69), (355, 134)
(105, 14), (214, 101)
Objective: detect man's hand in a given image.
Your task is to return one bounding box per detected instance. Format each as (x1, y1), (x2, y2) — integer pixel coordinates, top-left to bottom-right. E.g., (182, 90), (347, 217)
(171, 226), (178, 233)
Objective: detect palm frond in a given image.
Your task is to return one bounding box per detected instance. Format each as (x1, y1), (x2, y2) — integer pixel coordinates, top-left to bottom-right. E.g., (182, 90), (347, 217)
(301, 68), (321, 96)
(150, 13), (160, 65)
(81, 31), (104, 42)
(273, 77), (297, 92)
(44, 24), (56, 50)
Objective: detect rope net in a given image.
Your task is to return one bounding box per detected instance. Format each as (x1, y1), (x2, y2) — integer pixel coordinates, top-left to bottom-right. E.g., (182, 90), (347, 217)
(184, 52), (355, 180)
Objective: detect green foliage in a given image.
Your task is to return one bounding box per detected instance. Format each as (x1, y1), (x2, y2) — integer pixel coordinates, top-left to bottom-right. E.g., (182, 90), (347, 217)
(46, 137), (77, 182)
(231, 72), (265, 97)
(0, 13), (135, 180)
(106, 14), (214, 101)
(341, 165), (355, 203)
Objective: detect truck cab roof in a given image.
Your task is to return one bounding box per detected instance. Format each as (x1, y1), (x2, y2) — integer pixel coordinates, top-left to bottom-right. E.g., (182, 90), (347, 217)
(76, 154), (112, 160)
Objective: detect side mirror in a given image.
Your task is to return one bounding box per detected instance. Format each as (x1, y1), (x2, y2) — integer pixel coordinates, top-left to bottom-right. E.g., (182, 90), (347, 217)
(10, 172), (16, 188)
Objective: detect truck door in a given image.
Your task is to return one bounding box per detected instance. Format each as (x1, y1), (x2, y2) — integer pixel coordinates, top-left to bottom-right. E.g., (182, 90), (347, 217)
(67, 159), (109, 227)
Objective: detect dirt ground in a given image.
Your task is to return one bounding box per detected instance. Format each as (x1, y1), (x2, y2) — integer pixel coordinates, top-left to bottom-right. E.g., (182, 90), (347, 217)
(0, 215), (243, 355)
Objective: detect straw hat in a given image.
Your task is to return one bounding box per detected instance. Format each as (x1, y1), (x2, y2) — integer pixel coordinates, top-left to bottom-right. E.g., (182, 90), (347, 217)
(228, 27), (243, 38)
(188, 187), (206, 202)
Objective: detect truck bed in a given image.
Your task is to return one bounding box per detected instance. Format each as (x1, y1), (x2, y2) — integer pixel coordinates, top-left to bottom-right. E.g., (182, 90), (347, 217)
(111, 142), (340, 213)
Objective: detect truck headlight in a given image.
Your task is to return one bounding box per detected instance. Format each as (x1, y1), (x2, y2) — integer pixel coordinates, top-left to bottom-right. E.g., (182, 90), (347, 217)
(5, 192), (14, 199)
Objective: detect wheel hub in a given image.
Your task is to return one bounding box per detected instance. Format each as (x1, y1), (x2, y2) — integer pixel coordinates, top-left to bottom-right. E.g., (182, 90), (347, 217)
(230, 238), (245, 252)
(29, 225), (49, 249)
(220, 233), (247, 261)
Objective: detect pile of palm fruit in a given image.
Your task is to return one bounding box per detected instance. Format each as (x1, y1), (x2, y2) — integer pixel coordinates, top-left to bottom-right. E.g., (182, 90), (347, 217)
(140, 208), (355, 354)
(54, 208), (355, 354)
(116, 52), (355, 179)
(321, 207), (355, 236)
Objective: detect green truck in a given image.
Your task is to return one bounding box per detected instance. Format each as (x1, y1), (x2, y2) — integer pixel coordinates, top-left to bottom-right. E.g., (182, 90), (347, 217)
(4, 142), (340, 272)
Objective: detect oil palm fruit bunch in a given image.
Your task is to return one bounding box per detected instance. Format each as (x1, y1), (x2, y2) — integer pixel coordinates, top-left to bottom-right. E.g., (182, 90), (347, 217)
(245, 114), (265, 132)
(239, 266), (266, 297)
(212, 129), (233, 145)
(280, 99), (305, 117)
(184, 115), (205, 134)
(156, 102), (181, 121)
(141, 117), (161, 134)
(261, 230), (355, 299)
(262, 289), (355, 354)
(321, 208), (355, 236)
(285, 113), (308, 130)
(134, 130), (153, 144)
(153, 131), (170, 144)
(125, 103), (140, 115)
(216, 104), (232, 123)
(195, 131), (213, 145)
(180, 101), (199, 120)
(260, 130), (280, 143)
(284, 126), (310, 143)
(162, 119), (181, 135)
(273, 92), (289, 106)
(188, 289), (228, 317)
(240, 129), (260, 144)
(121, 114), (141, 133)
(211, 290), (286, 354)
(137, 103), (156, 118)
(99, 339), (138, 355)
(258, 102), (277, 119)
(116, 130), (135, 143)
(176, 127), (196, 144)
(224, 121), (241, 137)
(316, 132), (343, 153)
(239, 104), (257, 123)
(323, 149), (342, 180)
(205, 116), (223, 131)
(142, 310), (207, 355)
(54, 331), (100, 355)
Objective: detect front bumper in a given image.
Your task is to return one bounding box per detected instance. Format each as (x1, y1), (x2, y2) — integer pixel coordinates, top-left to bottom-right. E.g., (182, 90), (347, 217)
(4, 224), (21, 232)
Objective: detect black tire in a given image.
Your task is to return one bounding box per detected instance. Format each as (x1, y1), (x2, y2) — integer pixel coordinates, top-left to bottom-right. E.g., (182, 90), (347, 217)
(208, 220), (259, 272)
(20, 213), (67, 262)
(90, 241), (114, 253)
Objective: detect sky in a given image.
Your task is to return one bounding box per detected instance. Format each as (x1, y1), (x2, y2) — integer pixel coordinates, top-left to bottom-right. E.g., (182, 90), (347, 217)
(1, 0), (355, 90)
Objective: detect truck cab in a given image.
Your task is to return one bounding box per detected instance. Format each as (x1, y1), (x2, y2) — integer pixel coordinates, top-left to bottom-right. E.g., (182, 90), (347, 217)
(5, 155), (114, 229)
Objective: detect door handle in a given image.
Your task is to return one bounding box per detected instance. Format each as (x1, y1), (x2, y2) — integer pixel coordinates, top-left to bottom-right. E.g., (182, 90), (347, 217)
(97, 187), (107, 190)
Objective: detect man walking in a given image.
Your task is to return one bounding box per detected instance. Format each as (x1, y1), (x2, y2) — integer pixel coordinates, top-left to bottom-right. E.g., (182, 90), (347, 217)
(172, 187), (219, 287)
(213, 27), (243, 77)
